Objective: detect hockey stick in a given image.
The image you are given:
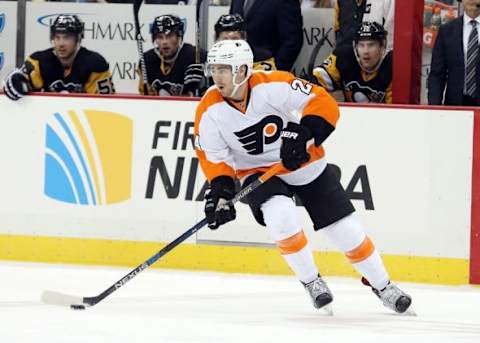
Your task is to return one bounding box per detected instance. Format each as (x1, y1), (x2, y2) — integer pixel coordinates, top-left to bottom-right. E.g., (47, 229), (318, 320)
(133, 0), (149, 95)
(195, 0), (203, 65)
(193, 0), (206, 96)
(41, 163), (284, 310)
(306, 28), (333, 82)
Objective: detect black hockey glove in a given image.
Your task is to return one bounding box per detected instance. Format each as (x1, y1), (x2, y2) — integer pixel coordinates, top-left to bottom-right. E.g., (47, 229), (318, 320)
(3, 69), (30, 101)
(204, 176), (236, 230)
(183, 63), (206, 95)
(280, 122), (312, 171)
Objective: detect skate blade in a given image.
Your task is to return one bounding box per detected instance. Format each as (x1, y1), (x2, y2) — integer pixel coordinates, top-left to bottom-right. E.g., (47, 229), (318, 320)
(400, 308), (417, 317)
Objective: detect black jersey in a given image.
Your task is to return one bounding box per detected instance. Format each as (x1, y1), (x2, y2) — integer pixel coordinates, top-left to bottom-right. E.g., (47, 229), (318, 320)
(313, 46), (392, 103)
(24, 47), (114, 94)
(138, 43), (197, 96)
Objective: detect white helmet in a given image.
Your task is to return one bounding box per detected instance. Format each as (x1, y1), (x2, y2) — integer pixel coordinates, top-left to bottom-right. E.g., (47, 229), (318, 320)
(206, 39), (254, 85)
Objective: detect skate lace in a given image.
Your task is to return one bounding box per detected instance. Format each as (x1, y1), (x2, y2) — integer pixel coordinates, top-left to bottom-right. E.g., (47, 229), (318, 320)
(378, 283), (404, 306)
(305, 278), (330, 297)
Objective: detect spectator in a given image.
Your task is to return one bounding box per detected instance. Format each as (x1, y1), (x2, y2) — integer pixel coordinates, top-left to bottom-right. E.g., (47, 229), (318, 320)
(363, 0), (395, 50)
(313, 21), (392, 103)
(214, 14), (276, 70)
(138, 14), (205, 96)
(3, 15), (114, 101)
(428, 0), (480, 106)
(230, 0), (303, 71)
(335, 0), (395, 51)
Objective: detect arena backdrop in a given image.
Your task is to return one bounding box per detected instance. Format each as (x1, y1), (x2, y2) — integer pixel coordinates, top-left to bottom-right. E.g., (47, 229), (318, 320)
(0, 1), (17, 83)
(0, 94), (476, 285)
(22, 3), (334, 93)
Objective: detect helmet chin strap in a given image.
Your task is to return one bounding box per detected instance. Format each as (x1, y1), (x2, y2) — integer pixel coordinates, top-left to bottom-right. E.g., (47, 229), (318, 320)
(155, 38), (184, 64)
(228, 69), (250, 98)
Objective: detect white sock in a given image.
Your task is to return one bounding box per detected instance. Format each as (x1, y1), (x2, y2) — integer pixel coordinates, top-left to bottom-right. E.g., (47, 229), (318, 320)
(282, 244), (319, 284)
(322, 214), (389, 290)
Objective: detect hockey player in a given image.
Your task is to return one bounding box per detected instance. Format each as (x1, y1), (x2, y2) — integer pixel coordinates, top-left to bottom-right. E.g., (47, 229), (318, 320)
(313, 21), (392, 103)
(214, 14), (276, 71)
(3, 15), (114, 100)
(195, 39), (412, 314)
(138, 14), (205, 96)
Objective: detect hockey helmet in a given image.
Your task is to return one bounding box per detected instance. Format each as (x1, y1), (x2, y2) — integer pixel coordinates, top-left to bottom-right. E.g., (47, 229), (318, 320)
(206, 39), (253, 77)
(354, 21), (387, 44)
(150, 14), (185, 41)
(214, 14), (245, 35)
(353, 21), (388, 73)
(207, 40), (254, 97)
(50, 15), (85, 40)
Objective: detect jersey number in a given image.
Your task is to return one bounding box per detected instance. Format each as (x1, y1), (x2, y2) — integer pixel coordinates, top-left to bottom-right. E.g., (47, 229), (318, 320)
(291, 79), (312, 95)
(97, 77), (115, 94)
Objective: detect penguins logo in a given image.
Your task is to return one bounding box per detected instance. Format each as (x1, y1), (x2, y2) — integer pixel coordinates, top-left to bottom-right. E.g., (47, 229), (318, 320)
(344, 81), (386, 103)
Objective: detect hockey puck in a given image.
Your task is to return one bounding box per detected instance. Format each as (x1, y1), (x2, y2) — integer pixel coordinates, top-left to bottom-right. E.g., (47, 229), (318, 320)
(71, 304), (86, 310)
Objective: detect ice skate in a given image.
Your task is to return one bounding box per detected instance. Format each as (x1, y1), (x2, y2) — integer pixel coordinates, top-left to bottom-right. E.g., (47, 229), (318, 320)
(362, 277), (414, 315)
(302, 275), (334, 315)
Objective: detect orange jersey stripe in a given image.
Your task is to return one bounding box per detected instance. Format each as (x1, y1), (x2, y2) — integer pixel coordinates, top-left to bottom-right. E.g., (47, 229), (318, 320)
(250, 71), (340, 129)
(277, 230), (308, 255)
(194, 88), (224, 135)
(194, 88), (235, 182)
(249, 70), (295, 89)
(196, 149), (235, 182)
(345, 236), (375, 263)
(236, 144), (325, 180)
(302, 86), (340, 127)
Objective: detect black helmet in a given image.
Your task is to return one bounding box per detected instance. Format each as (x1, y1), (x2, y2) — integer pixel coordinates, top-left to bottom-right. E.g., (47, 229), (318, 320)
(50, 15), (84, 40)
(150, 14), (185, 41)
(214, 14), (245, 35)
(354, 21), (387, 43)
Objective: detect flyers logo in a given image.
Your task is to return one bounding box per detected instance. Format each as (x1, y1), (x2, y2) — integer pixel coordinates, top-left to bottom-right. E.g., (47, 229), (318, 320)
(234, 115), (283, 155)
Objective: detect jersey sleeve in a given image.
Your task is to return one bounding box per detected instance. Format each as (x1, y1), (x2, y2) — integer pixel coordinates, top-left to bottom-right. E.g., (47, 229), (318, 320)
(268, 71), (339, 129)
(24, 56), (44, 91)
(194, 92), (236, 183)
(137, 66), (157, 95)
(84, 53), (115, 94)
(261, 71), (339, 147)
(313, 53), (342, 92)
(385, 82), (392, 103)
(253, 57), (277, 72)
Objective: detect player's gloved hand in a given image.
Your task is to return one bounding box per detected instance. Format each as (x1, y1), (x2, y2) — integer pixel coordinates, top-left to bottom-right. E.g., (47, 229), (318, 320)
(3, 69), (30, 101)
(204, 176), (236, 230)
(183, 63), (205, 95)
(280, 122), (312, 171)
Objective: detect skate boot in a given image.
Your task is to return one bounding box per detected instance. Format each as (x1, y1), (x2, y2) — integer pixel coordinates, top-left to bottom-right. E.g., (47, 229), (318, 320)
(362, 277), (412, 313)
(302, 275), (333, 310)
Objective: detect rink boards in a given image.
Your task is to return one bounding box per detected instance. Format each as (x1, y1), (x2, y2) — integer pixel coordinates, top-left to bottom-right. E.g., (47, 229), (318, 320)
(0, 94), (478, 285)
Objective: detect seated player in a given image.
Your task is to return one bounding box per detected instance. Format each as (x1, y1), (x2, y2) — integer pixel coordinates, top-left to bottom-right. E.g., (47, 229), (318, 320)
(3, 14), (114, 100)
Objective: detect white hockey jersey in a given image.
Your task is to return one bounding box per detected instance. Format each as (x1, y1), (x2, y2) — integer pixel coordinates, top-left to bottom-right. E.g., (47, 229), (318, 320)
(194, 70), (340, 186)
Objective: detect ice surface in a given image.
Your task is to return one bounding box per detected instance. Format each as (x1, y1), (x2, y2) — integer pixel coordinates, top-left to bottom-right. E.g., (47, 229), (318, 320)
(1, 262), (479, 343)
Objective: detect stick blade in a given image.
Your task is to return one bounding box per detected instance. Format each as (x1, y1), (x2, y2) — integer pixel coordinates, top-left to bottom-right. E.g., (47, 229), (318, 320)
(41, 290), (84, 307)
